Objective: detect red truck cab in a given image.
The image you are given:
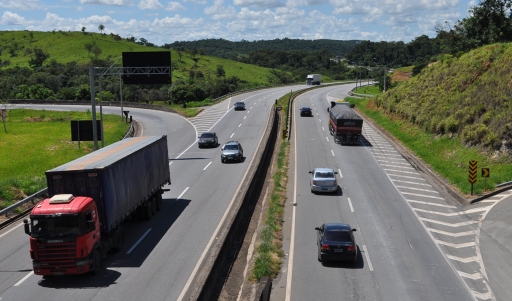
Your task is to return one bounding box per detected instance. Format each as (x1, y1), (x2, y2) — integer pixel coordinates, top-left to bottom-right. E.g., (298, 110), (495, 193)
(24, 194), (103, 275)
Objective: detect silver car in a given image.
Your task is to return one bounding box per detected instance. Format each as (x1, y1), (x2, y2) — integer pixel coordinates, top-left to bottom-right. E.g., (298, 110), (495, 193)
(309, 168), (338, 193)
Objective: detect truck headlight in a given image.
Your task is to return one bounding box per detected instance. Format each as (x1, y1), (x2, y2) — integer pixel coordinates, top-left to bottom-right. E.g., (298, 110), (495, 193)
(76, 259), (89, 266)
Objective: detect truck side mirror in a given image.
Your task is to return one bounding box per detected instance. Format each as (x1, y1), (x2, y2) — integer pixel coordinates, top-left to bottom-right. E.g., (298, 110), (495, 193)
(327, 108), (330, 112)
(23, 219), (31, 235)
(86, 220), (96, 232)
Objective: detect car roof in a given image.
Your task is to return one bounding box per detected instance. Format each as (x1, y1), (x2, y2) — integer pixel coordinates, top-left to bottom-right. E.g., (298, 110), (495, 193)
(313, 167), (334, 173)
(225, 141), (239, 145)
(324, 223), (352, 230)
(235, 102), (244, 104)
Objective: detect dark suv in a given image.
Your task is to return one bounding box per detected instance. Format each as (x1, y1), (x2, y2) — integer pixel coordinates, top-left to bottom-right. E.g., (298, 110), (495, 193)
(221, 141), (244, 163)
(198, 132), (218, 148)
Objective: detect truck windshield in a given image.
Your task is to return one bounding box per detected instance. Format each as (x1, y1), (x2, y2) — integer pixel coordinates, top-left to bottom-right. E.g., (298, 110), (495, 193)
(31, 216), (82, 239)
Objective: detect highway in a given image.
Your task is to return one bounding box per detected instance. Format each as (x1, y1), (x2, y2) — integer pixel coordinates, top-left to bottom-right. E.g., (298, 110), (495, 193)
(274, 85), (488, 301)
(0, 85), (306, 301)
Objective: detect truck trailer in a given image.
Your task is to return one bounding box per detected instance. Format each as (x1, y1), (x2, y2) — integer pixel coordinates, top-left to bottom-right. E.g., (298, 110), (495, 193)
(328, 102), (363, 145)
(306, 74), (322, 85)
(24, 135), (171, 276)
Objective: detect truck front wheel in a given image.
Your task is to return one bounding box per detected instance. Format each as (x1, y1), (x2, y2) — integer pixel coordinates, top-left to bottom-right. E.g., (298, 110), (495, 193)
(92, 250), (102, 275)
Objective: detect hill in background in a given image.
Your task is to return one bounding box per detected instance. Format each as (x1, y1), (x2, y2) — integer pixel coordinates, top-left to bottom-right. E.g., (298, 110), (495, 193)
(0, 30), (278, 87)
(376, 43), (512, 157)
(165, 38), (360, 59)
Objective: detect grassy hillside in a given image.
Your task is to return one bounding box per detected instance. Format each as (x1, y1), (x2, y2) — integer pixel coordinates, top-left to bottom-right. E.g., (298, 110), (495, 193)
(349, 43), (512, 195)
(376, 43), (512, 153)
(0, 30), (278, 86)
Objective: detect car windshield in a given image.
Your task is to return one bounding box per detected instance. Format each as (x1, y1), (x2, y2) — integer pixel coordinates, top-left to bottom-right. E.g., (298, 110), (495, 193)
(31, 216), (82, 239)
(236, 102), (243, 105)
(324, 230), (352, 242)
(315, 171), (334, 178)
(201, 133), (214, 138)
(224, 144), (239, 150)
(302, 107), (310, 111)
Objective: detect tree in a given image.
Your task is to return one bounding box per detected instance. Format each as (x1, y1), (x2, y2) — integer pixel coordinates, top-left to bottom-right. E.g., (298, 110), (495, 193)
(454, 0), (512, 52)
(84, 43), (93, 57)
(28, 48), (50, 68)
(81, 27), (86, 34)
(216, 65), (225, 78)
(91, 46), (102, 58)
(98, 24), (105, 34)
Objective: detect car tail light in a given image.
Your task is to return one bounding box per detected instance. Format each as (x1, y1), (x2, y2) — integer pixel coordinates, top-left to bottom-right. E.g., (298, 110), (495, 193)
(321, 244), (329, 251)
(348, 245), (355, 251)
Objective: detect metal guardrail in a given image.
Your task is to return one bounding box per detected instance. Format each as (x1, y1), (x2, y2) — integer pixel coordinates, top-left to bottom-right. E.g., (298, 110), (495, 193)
(0, 188), (47, 217)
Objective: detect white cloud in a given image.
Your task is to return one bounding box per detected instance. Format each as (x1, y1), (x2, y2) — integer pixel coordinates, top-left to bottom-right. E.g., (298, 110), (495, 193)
(165, 1), (186, 11)
(77, 6), (84, 11)
(139, 0), (163, 9)
(205, 0), (236, 20)
(0, 0), (41, 10)
(233, 0), (285, 9)
(183, 0), (206, 4)
(1, 11), (32, 25)
(80, 0), (133, 5)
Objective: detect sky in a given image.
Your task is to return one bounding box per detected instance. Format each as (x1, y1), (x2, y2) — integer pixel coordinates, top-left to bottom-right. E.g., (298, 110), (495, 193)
(0, 0), (477, 46)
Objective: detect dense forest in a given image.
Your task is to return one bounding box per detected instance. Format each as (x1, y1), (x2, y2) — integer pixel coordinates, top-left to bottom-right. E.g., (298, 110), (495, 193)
(164, 38), (360, 59)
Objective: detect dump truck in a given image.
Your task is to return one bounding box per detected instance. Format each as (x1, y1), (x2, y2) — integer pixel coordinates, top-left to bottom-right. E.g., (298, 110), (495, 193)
(328, 102), (363, 145)
(24, 135), (171, 276)
(306, 74), (322, 85)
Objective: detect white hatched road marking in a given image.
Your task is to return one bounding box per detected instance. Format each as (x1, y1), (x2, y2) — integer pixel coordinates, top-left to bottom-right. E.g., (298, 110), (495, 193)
(384, 168), (425, 175)
(429, 228), (477, 237)
(414, 207), (488, 216)
(392, 179), (433, 187)
(388, 174), (424, 180)
(401, 192), (445, 200)
(407, 199), (456, 208)
(446, 255), (479, 263)
(380, 163), (415, 170)
(420, 218), (479, 227)
(435, 240), (476, 248)
(458, 271), (483, 280)
(396, 185), (441, 194)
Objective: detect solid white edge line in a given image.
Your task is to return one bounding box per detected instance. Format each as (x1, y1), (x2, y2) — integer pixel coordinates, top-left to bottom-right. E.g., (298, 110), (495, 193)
(0, 222), (24, 239)
(14, 271), (34, 286)
(285, 99), (298, 301)
(203, 162), (212, 170)
(177, 97), (272, 301)
(362, 245), (373, 271)
(348, 198), (354, 212)
(126, 228), (152, 255)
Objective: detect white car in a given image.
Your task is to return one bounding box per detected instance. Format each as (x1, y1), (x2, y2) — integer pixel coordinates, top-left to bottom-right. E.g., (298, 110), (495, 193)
(309, 168), (338, 193)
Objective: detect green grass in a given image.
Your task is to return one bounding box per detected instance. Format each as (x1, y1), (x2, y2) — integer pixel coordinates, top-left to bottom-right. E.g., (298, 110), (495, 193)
(347, 95), (512, 196)
(252, 93), (290, 281)
(0, 109), (129, 207)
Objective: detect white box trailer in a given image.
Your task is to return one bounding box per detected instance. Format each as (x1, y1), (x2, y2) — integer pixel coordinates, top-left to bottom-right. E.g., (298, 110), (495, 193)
(306, 74), (321, 85)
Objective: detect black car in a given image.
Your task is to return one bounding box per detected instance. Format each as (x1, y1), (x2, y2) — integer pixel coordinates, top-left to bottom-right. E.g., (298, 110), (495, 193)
(221, 141), (243, 163)
(234, 102), (246, 110)
(300, 107), (312, 116)
(198, 132), (218, 148)
(315, 223), (357, 263)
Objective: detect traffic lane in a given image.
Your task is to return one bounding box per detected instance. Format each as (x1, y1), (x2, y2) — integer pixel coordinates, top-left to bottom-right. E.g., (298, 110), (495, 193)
(290, 92), (379, 301)
(292, 88), (473, 301)
(0, 223), (33, 295)
(19, 104), (195, 157)
(480, 191), (512, 301)
(330, 141), (474, 299)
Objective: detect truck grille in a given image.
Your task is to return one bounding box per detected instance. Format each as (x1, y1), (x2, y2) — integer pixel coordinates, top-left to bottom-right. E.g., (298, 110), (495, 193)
(36, 242), (76, 267)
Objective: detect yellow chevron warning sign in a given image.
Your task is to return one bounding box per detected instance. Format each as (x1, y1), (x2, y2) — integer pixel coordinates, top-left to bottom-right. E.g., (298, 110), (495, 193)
(469, 160), (477, 184)
(482, 168), (489, 178)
